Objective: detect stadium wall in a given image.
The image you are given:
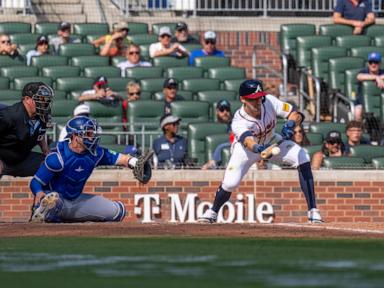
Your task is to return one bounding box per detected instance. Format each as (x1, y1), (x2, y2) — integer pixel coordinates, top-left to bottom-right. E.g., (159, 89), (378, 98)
(1, 170), (384, 223)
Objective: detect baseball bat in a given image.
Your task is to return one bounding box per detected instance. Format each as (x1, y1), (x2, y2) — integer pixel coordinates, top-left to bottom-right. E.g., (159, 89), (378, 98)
(307, 70), (316, 116)
(260, 138), (284, 160)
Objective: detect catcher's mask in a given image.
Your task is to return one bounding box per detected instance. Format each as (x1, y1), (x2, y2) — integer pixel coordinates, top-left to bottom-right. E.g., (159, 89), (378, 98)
(66, 116), (101, 156)
(23, 82), (54, 124)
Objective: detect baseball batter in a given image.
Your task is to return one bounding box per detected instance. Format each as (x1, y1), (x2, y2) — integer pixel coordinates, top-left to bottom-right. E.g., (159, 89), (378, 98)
(199, 79), (323, 223)
(29, 115), (152, 223)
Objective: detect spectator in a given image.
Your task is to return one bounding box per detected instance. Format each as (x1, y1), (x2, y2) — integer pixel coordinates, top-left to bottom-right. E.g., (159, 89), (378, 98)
(161, 78), (184, 114)
(50, 22), (81, 53)
(117, 44), (152, 76)
(92, 22), (130, 57)
(333, 0), (375, 34)
(189, 31), (224, 65)
(58, 104), (90, 141)
(122, 81), (141, 128)
(355, 52), (384, 121)
(0, 82), (53, 178)
(202, 99), (233, 169)
(0, 33), (19, 57)
(311, 131), (347, 170)
(78, 76), (122, 105)
(292, 124), (311, 146)
(149, 26), (189, 58)
(26, 35), (50, 65)
(344, 120), (369, 154)
(171, 22), (200, 44)
(153, 114), (188, 169)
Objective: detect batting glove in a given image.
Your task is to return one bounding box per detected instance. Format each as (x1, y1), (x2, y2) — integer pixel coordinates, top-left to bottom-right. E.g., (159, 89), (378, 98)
(252, 143), (269, 154)
(281, 120), (296, 140)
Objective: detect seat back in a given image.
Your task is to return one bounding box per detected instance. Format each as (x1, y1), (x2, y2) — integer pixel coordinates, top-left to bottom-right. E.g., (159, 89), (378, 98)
(335, 35), (371, 50)
(152, 56), (188, 69)
(126, 67), (163, 80)
(70, 55), (109, 69)
(223, 79), (246, 92)
(83, 66), (121, 78)
(108, 77), (132, 91)
(182, 79), (220, 93)
(362, 81), (382, 119)
(127, 100), (164, 131)
(0, 89), (21, 101)
(140, 78), (165, 93)
(323, 156), (366, 169)
(309, 122), (346, 138)
(13, 77), (53, 90)
(344, 68), (361, 99)
(86, 101), (122, 129)
(279, 24), (316, 56)
(349, 145), (384, 162)
(127, 22), (149, 35)
(170, 101), (210, 130)
(31, 55), (68, 68)
(0, 77), (10, 90)
(194, 57), (230, 69)
(9, 33), (40, 45)
(0, 22), (31, 34)
(318, 24), (353, 40)
(328, 57), (365, 91)
(56, 77), (94, 93)
(74, 23), (109, 36)
(207, 67), (246, 81)
(296, 36), (332, 69)
(305, 132), (323, 146)
(374, 36), (384, 47)
(35, 22), (61, 34)
(196, 90), (236, 104)
(350, 46), (384, 60)
(372, 157), (384, 169)
(303, 145), (323, 159)
(311, 47), (347, 80)
(205, 133), (230, 161)
(0, 66), (38, 80)
(165, 67), (204, 81)
(42, 66), (81, 80)
(51, 100), (78, 125)
(364, 24), (384, 38)
(128, 34), (158, 45)
(0, 55), (25, 67)
(59, 43), (96, 57)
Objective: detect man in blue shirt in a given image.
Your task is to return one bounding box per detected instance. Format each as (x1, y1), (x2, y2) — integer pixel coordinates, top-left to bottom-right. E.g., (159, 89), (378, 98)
(153, 114), (188, 169)
(333, 0), (375, 34)
(189, 31), (225, 66)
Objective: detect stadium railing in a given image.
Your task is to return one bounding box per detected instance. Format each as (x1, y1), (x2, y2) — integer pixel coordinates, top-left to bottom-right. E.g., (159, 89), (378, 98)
(0, 0), (32, 15)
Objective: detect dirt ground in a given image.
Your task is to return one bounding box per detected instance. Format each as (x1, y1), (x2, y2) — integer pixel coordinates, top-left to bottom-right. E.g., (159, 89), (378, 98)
(1, 222), (384, 239)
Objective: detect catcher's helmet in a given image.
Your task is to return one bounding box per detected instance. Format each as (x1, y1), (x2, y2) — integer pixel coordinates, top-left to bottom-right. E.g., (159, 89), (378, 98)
(66, 116), (100, 155)
(239, 79), (267, 99)
(22, 82), (54, 123)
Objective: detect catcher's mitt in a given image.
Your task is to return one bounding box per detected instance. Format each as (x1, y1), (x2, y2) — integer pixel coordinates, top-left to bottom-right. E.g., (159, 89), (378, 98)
(133, 150), (154, 184)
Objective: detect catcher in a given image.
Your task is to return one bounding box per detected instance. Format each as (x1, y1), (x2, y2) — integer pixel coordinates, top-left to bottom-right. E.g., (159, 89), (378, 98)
(29, 115), (153, 223)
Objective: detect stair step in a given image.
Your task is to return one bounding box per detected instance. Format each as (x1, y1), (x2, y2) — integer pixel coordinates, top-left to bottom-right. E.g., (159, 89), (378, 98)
(35, 14), (87, 23)
(31, 0), (81, 4)
(33, 3), (83, 15)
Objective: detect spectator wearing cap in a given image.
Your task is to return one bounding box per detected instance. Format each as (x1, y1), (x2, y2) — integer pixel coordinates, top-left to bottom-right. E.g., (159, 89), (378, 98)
(149, 26), (189, 58)
(171, 22), (200, 45)
(333, 0), (375, 35)
(0, 33), (20, 57)
(122, 81), (142, 130)
(161, 78), (184, 114)
(311, 131), (347, 170)
(354, 52), (384, 121)
(58, 104), (90, 141)
(201, 100), (233, 169)
(344, 120), (369, 155)
(26, 35), (50, 65)
(50, 22), (81, 53)
(93, 21), (130, 57)
(78, 76), (121, 104)
(152, 114), (188, 169)
(189, 31), (224, 66)
(117, 44), (152, 76)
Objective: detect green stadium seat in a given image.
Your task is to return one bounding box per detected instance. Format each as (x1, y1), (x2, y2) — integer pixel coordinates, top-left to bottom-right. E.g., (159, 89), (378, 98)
(362, 81), (382, 120)
(70, 55), (109, 69)
(152, 23), (177, 35)
(309, 122), (346, 138)
(335, 35), (371, 50)
(56, 77), (94, 93)
(152, 57), (189, 68)
(188, 122), (228, 164)
(205, 133), (230, 162)
(165, 67), (204, 81)
(221, 147), (231, 167)
(153, 90), (193, 101)
(364, 24), (384, 38)
(99, 134), (118, 145)
(128, 34), (158, 45)
(207, 67), (246, 81)
(102, 144), (126, 153)
(0, 89), (21, 101)
(41, 66), (81, 80)
(125, 67), (163, 80)
(318, 24), (353, 40)
(13, 77), (53, 90)
(194, 57), (230, 69)
(10, 33), (40, 45)
(73, 23), (109, 36)
(0, 55), (25, 67)
(35, 22), (61, 35)
(328, 57), (365, 92)
(349, 145), (384, 163)
(51, 100), (78, 125)
(52, 90), (67, 100)
(350, 46), (384, 60)
(303, 145), (323, 159)
(84, 34), (103, 44)
(280, 24), (316, 57)
(111, 56), (126, 67)
(108, 77), (131, 91)
(183, 44), (202, 53)
(323, 156), (366, 169)
(196, 90), (236, 104)
(372, 157), (384, 169)
(374, 36), (384, 47)
(127, 22), (149, 35)
(182, 79), (220, 93)
(140, 78), (165, 93)
(83, 66), (121, 78)
(47, 34), (82, 43)
(0, 66), (38, 79)
(311, 47), (347, 80)
(170, 101), (210, 130)
(18, 44), (37, 55)
(31, 55), (68, 68)
(306, 132), (323, 145)
(59, 43), (96, 57)
(223, 79), (246, 92)
(85, 101), (122, 129)
(296, 36), (332, 68)
(0, 22), (31, 34)
(139, 45), (150, 61)
(344, 68), (361, 99)
(0, 78), (10, 90)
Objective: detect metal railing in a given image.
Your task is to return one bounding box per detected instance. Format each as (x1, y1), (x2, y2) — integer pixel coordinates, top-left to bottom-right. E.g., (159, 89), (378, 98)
(111, 0), (383, 17)
(0, 0), (32, 15)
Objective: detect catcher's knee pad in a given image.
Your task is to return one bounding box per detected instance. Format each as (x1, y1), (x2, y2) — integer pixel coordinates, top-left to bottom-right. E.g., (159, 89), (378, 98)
(112, 201), (126, 222)
(31, 192), (63, 223)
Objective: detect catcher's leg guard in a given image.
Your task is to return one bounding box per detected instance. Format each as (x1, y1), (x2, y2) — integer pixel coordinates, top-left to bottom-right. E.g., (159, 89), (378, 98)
(112, 201), (126, 222)
(31, 192), (63, 223)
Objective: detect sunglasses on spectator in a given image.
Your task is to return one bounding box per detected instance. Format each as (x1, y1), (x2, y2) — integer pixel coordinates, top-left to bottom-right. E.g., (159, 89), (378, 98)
(177, 28), (187, 32)
(1, 39), (11, 44)
(369, 61), (380, 65)
(166, 85), (178, 89)
(218, 107), (230, 112)
(327, 140), (341, 145)
(128, 51), (140, 55)
(160, 34), (171, 38)
(205, 40), (216, 45)
(120, 28), (129, 33)
(128, 92), (141, 96)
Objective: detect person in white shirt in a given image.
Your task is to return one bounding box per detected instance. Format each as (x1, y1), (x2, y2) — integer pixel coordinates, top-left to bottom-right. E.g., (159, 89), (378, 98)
(58, 104), (90, 141)
(78, 76), (121, 104)
(26, 35), (50, 65)
(149, 26), (189, 58)
(117, 44), (152, 76)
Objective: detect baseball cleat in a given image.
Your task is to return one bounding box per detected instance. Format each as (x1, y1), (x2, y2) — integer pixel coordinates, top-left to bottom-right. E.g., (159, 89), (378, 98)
(31, 192), (63, 223)
(198, 209), (218, 223)
(308, 208), (324, 224)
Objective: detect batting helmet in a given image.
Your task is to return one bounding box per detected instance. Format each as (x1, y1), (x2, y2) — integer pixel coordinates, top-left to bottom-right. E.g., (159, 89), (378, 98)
(239, 79), (267, 99)
(66, 116), (100, 156)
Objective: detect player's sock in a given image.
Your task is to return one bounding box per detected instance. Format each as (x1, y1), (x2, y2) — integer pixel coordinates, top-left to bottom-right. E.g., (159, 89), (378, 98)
(211, 186), (232, 213)
(297, 162), (316, 210)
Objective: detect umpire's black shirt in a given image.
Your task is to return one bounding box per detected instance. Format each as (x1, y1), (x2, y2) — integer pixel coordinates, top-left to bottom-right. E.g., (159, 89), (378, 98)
(0, 102), (46, 165)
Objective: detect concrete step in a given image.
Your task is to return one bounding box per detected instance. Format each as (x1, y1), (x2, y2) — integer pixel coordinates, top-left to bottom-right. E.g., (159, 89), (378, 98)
(31, 0), (81, 4)
(34, 13), (87, 23)
(33, 3), (83, 15)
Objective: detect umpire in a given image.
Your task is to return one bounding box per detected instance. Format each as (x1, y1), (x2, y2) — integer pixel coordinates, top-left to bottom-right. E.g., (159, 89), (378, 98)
(0, 82), (54, 178)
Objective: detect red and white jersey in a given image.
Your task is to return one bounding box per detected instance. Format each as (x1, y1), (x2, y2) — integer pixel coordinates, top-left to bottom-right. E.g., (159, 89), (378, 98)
(231, 94), (293, 145)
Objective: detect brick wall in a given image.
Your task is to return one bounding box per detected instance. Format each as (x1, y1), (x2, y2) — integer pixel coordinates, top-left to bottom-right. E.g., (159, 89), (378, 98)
(1, 170), (384, 223)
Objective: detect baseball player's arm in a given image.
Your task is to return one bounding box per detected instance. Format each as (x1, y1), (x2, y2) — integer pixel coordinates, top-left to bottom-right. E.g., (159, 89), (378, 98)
(287, 110), (304, 126)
